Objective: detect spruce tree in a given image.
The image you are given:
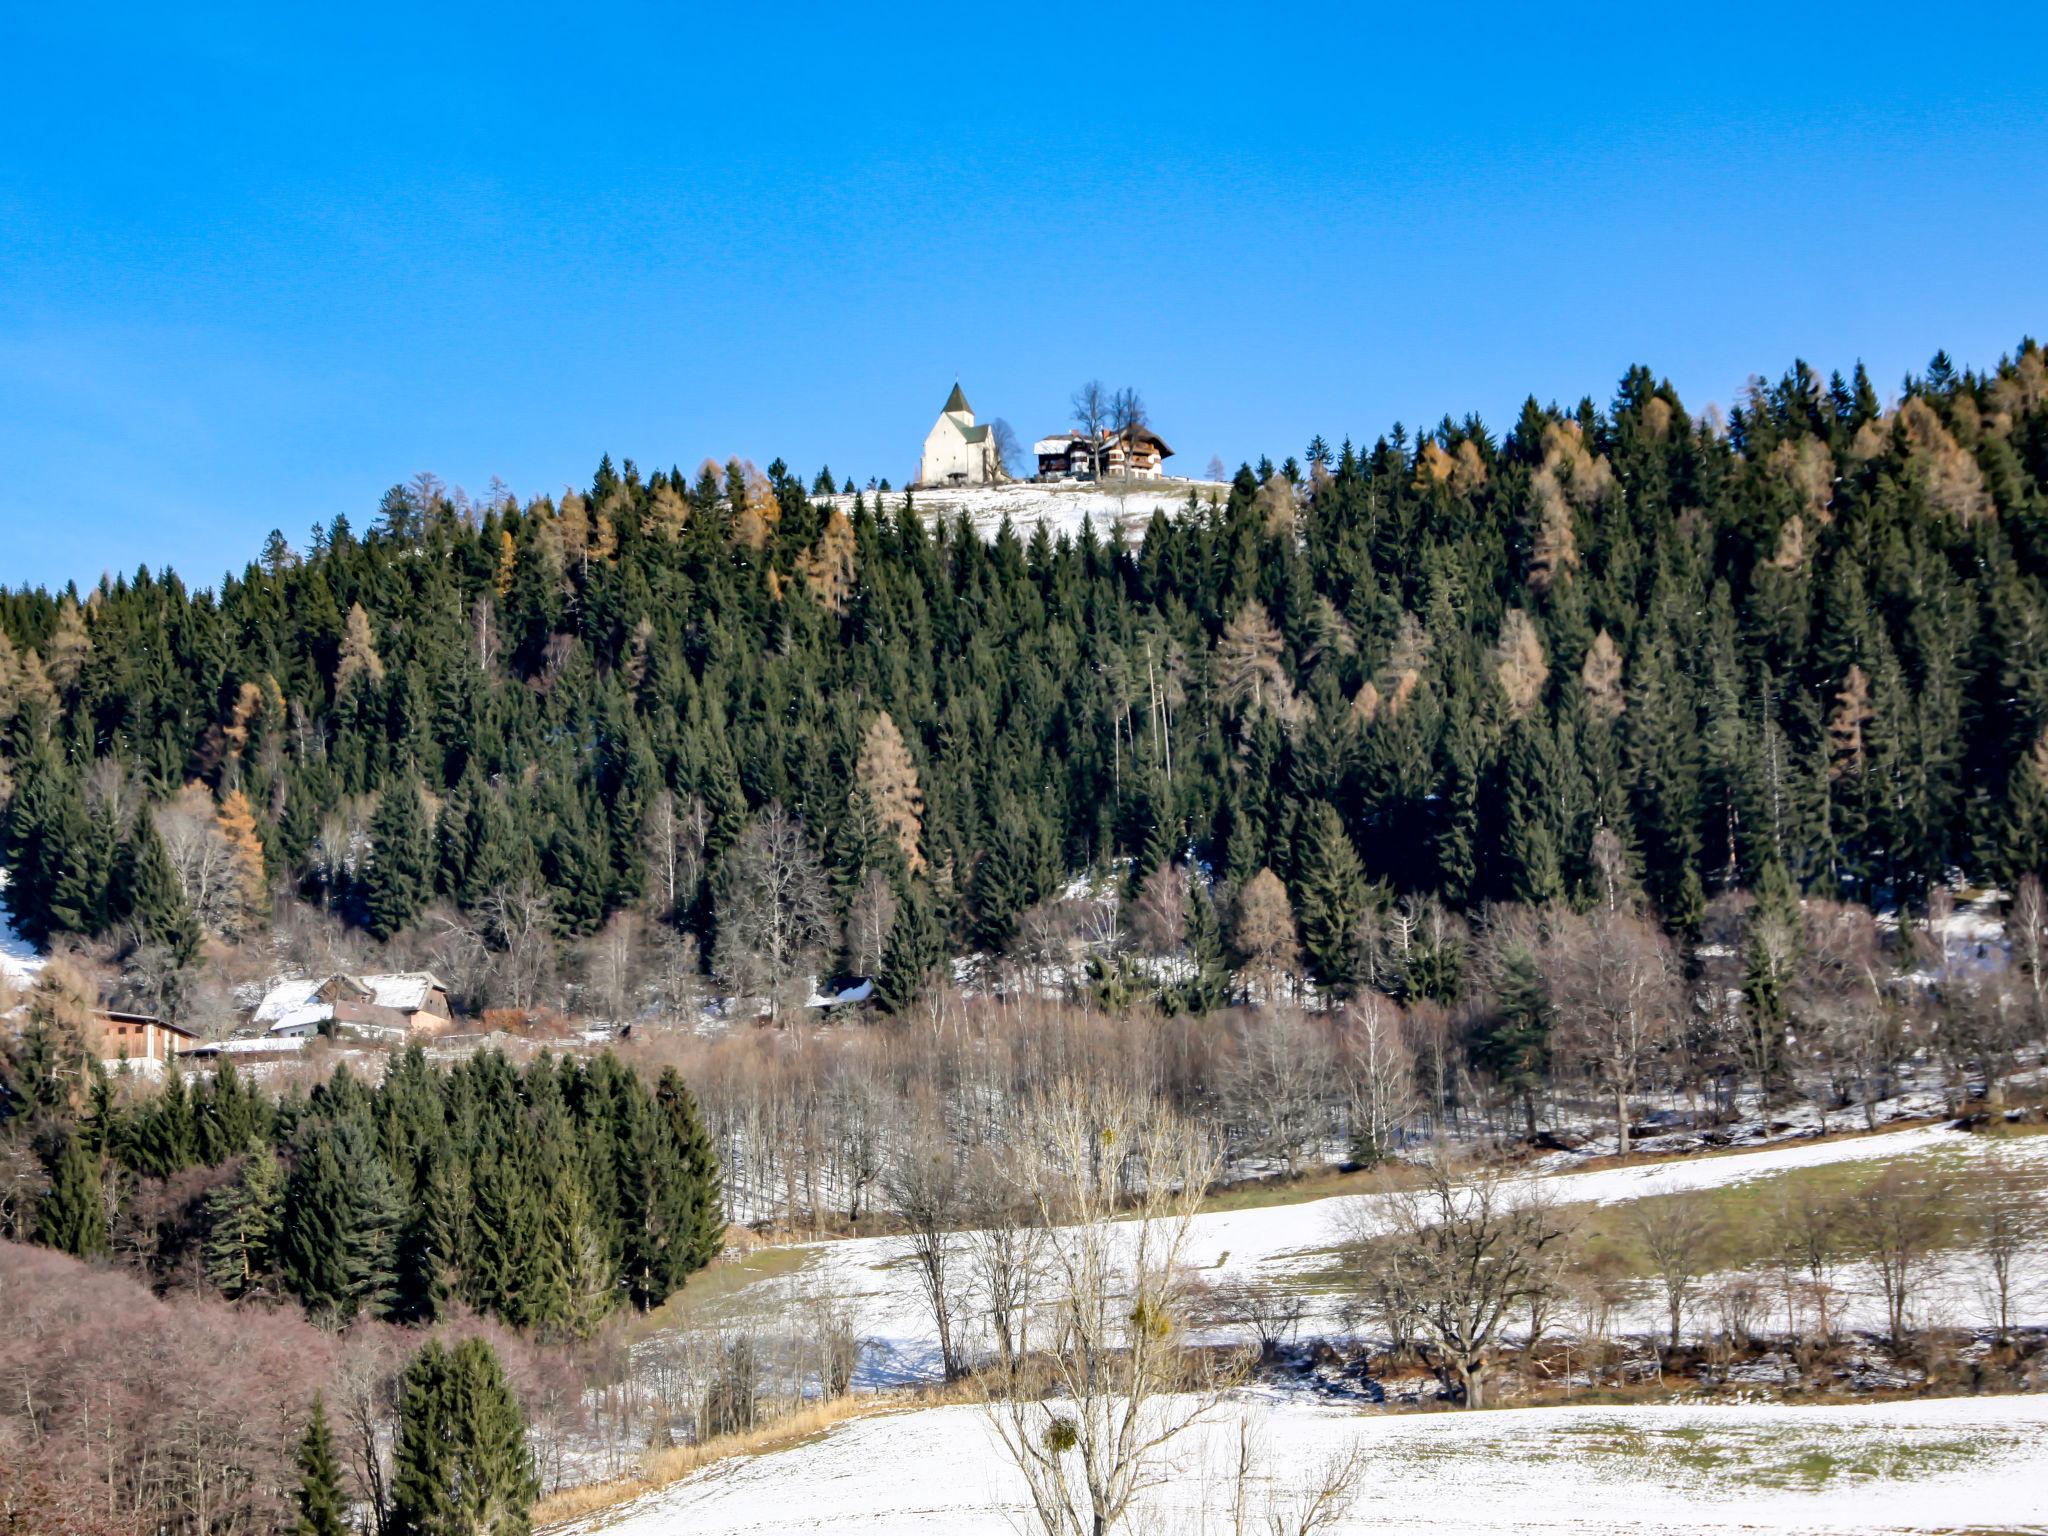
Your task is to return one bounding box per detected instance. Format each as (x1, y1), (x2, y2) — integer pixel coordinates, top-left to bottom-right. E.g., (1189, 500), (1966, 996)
(1292, 802), (1369, 993)
(1742, 857), (1802, 1103)
(113, 810), (201, 965)
(654, 1066), (724, 1280)
(291, 1397), (349, 1536)
(1178, 879), (1231, 1015)
(37, 1124), (108, 1258)
(875, 884), (944, 1015)
(1473, 942), (1551, 1135)
(390, 1338), (539, 1536)
(280, 1118), (404, 1322)
(364, 779), (433, 940)
(204, 1145), (285, 1299)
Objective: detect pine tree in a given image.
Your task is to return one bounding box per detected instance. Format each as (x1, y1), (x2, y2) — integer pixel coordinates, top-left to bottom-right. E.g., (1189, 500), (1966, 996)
(291, 1397), (349, 1536)
(365, 780), (434, 940)
(37, 1125), (108, 1258)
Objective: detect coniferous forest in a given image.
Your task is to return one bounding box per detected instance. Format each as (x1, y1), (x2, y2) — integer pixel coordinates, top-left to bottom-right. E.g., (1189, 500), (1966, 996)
(3, 342), (2048, 1536)
(2, 344), (2046, 1008)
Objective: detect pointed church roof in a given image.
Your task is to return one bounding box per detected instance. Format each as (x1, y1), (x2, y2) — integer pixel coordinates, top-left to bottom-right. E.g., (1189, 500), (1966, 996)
(942, 382), (971, 415)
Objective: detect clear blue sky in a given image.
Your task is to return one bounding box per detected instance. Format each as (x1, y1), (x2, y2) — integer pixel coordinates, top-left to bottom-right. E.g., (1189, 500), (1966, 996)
(4, 3), (2045, 593)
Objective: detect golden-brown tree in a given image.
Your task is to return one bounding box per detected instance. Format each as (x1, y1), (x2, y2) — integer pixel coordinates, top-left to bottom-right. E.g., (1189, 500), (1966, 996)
(856, 712), (925, 874)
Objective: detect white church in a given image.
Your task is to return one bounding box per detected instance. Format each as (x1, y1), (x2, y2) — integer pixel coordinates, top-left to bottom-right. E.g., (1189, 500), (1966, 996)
(915, 382), (1003, 488)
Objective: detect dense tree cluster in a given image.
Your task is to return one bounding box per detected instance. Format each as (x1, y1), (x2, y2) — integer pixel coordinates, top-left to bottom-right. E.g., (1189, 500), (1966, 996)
(3, 347), (2046, 1023)
(0, 1025), (722, 1335)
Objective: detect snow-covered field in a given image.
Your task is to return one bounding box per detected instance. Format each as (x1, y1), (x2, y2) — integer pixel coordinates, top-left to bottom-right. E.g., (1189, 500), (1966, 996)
(816, 481), (1224, 543)
(555, 1392), (2048, 1535)
(711, 1124), (2048, 1386)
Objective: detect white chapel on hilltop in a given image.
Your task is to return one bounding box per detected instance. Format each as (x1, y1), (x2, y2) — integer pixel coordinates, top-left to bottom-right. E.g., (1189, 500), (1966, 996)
(916, 382), (1002, 488)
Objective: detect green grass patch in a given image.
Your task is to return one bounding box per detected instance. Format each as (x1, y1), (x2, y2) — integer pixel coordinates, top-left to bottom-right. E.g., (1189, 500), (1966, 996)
(631, 1243), (812, 1336)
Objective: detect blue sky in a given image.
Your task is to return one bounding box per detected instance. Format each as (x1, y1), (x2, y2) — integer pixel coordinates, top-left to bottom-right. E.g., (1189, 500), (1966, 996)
(3, 3), (2045, 593)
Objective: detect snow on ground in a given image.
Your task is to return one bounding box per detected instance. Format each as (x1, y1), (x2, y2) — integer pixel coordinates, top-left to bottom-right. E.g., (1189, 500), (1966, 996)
(817, 481), (1224, 544)
(0, 868), (43, 994)
(712, 1124), (2048, 1387)
(554, 1391), (2048, 1535)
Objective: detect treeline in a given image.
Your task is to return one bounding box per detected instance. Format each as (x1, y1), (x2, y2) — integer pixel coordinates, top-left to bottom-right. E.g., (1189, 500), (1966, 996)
(1, 965), (721, 1333)
(3, 345), (2048, 1018)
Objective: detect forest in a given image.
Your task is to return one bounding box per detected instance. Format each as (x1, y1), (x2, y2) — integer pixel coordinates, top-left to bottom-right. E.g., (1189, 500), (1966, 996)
(3, 340), (2048, 1535)
(2, 344), (2046, 1025)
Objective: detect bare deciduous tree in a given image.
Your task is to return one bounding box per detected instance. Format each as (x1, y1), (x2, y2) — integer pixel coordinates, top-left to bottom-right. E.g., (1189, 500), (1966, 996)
(884, 1108), (968, 1380)
(1968, 1145), (2039, 1345)
(1843, 1165), (1949, 1348)
(1340, 992), (1416, 1165)
(1347, 1150), (1571, 1407)
(1629, 1190), (1720, 1353)
(476, 877), (557, 1011)
(711, 805), (836, 1024)
(1071, 380), (1110, 481)
(1220, 1008), (1333, 1175)
(984, 1083), (1240, 1536)
(1546, 910), (1680, 1155)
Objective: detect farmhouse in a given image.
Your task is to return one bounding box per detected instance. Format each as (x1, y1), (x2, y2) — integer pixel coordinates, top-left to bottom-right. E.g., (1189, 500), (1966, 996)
(251, 971), (453, 1043)
(1033, 425), (1175, 482)
(915, 383), (1001, 488)
(93, 1009), (196, 1071)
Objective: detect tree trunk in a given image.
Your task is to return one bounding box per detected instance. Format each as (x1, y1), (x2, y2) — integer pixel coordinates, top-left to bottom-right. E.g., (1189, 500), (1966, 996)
(1615, 1085), (1631, 1157)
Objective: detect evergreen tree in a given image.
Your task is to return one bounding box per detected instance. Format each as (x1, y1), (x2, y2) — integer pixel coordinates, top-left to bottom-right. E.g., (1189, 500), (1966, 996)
(113, 810), (201, 965)
(1292, 803), (1369, 993)
(364, 779), (434, 940)
(279, 1118), (404, 1322)
(875, 884), (944, 1014)
(204, 1145), (286, 1299)
(1742, 857), (1802, 1103)
(37, 1124), (108, 1257)
(1473, 942), (1551, 1135)
(291, 1397), (350, 1536)
(389, 1338), (539, 1536)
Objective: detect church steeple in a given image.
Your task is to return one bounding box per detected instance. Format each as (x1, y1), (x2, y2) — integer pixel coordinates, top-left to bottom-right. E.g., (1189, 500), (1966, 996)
(942, 381), (971, 416)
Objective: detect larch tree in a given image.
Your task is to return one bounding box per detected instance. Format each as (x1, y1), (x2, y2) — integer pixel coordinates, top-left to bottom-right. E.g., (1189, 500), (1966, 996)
(1231, 868), (1301, 1002)
(856, 711), (926, 875)
(335, 602), (386, 691)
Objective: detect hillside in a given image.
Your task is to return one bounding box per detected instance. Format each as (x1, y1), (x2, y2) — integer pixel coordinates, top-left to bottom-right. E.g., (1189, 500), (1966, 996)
(2, 343), (2046, 1050)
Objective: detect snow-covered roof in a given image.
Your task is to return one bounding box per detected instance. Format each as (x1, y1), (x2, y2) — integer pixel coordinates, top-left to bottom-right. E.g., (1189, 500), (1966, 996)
(804, 978), (875, 1009)
(192, 1035), (310, 1056)
(268, 1004), (332, 1036)
(357, 972), (444, 1011)
(252, 977), (322, 1024)
(252, 972), (444, 1023)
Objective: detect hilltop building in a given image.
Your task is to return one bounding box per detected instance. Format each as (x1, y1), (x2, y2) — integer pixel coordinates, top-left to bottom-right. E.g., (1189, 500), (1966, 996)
(1033, 425), (1175, 482)
(916, 383), (1002, 488)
